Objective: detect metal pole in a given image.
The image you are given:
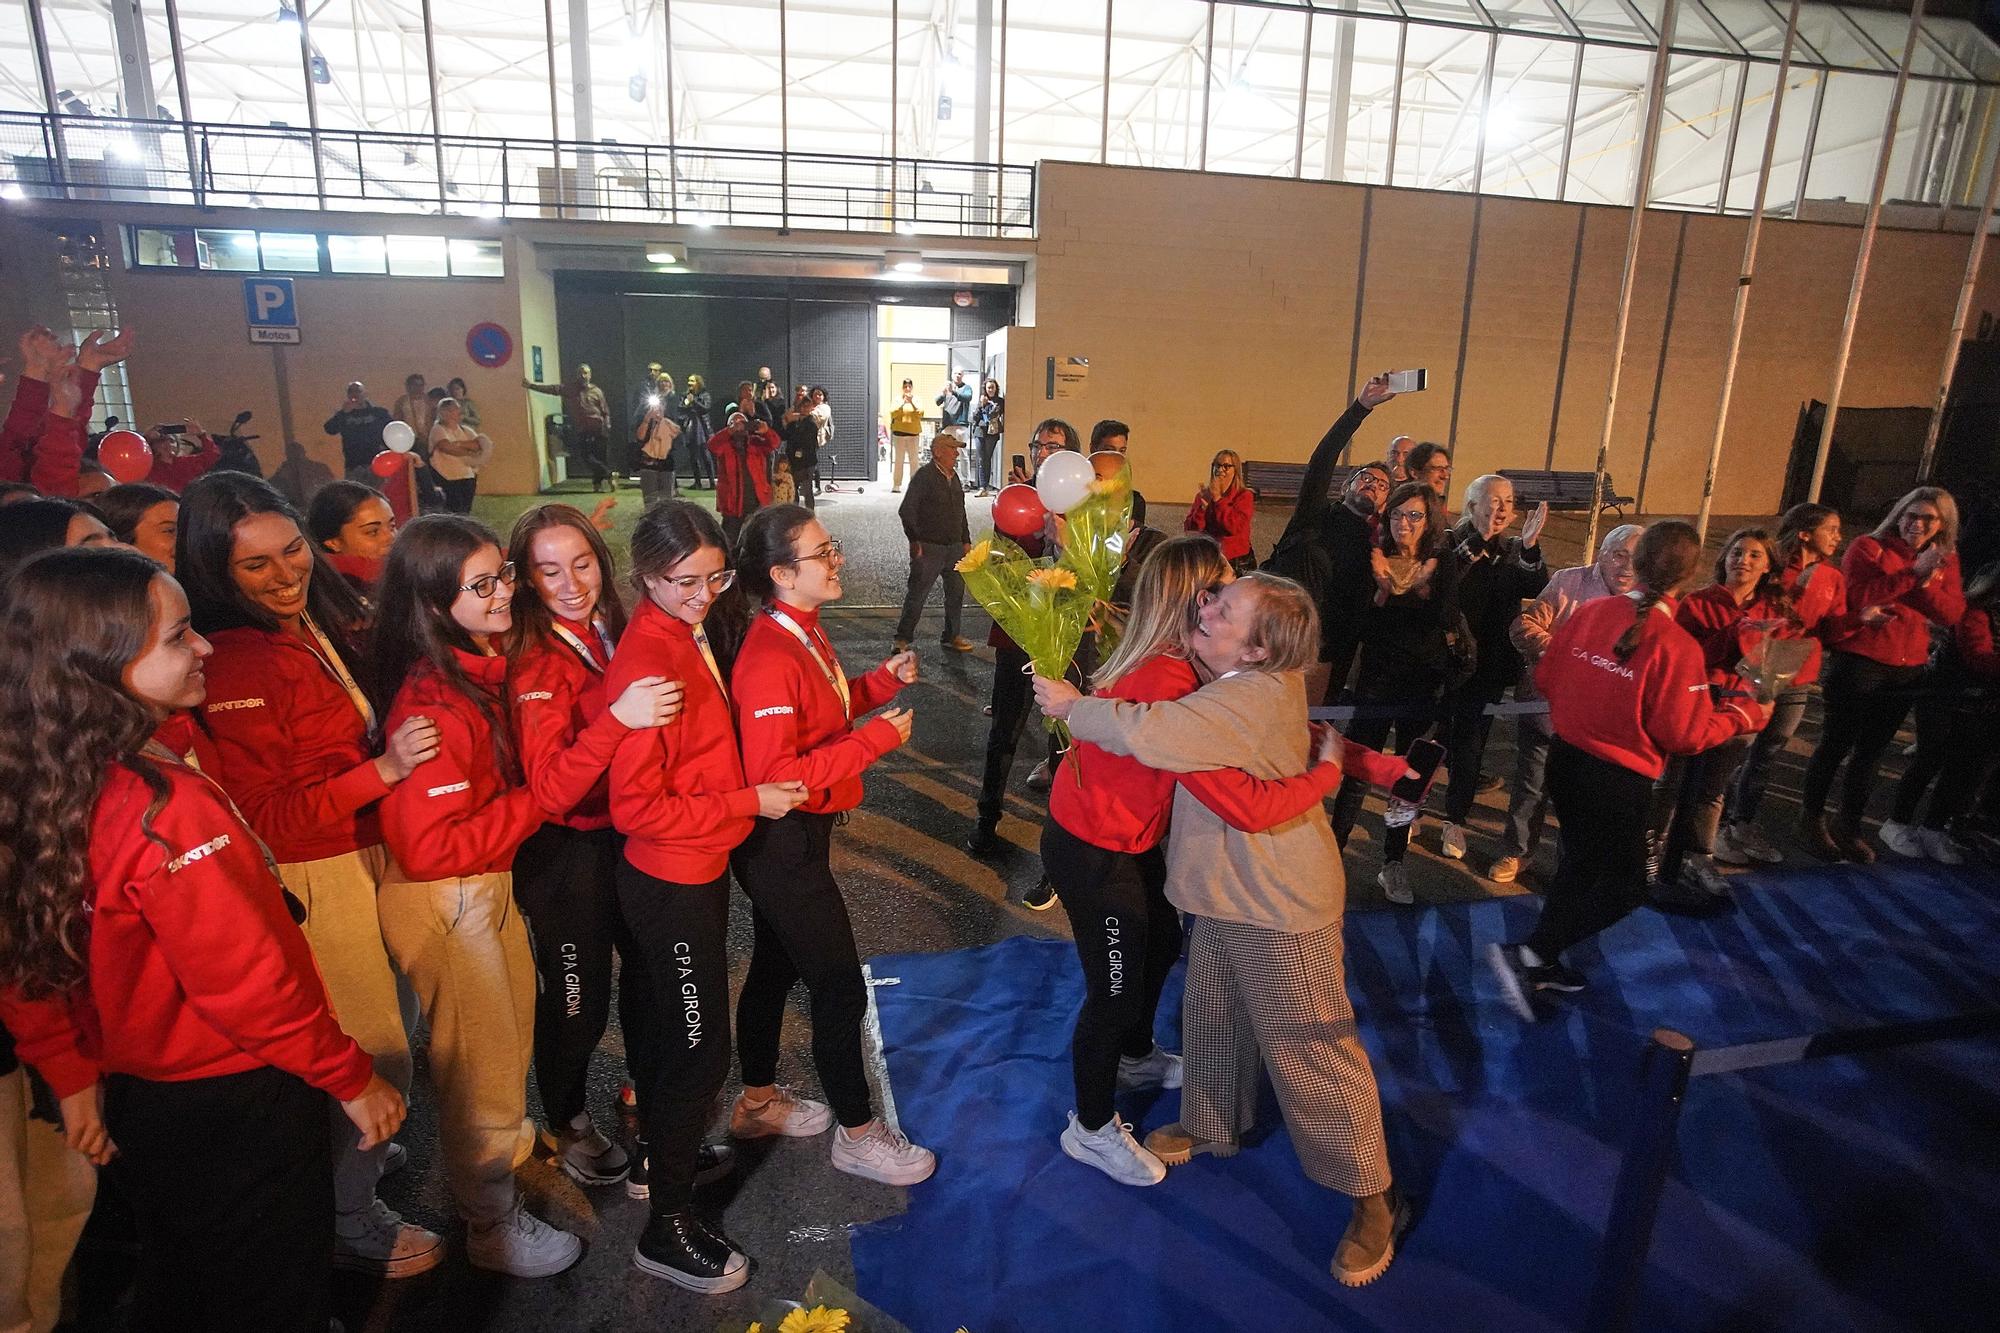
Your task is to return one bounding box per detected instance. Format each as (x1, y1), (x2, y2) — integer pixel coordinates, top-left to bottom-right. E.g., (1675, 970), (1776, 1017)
(23, 0), (71, 197)
(1918, 132), (2000, 481)
(1585, 0), (1678, 558)
(1099, 0), (1113, 164)
(1198, 4), (1213, 171)
(779, 0), (790, 230)
(665, 0), (679, 223)
(420, 0), (447, 212)
(161, 0), (202, 206)
(291, 0), (325, 205)
(1806, 0), (1928, 504)
(890, 0), (898, 227)
(1695, 0), (1802, 540)
(544, 0), (562, 218)
(1587, 1029), (1696, 1333)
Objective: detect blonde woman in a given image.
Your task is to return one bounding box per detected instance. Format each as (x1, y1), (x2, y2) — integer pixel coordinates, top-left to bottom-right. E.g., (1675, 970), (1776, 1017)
(1184, 449), (1256, 573)
(1036, 574), (1412, 1287)
(428, 397), (492, 515)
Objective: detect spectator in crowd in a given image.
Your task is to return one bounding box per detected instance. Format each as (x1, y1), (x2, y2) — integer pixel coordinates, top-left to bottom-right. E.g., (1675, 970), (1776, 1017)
(893, 430), (974, 656)
(305, 479), (397, 595)
(937, 370), (973, 430)
(1489, 523), (1642, 884)
(391, 373), (435, 447)
(888, 380), (924, 492)
(526, 365), (613, 493)
(709, 409), (779, 547)
(1882, 563), (1999, 862)
(733, 381), (776, 434)
(1185, 449), (1256, 573)
(324, 381), (395, 476)
(97, 481), (180, 569)
(1330, 481), (1459, 903)
(1385, 435), (1414, 485)
(1264, 375), (1398, 703)
(1435, 475), (1547, 863)
(1404, 442), (1452, 526)
(428, 397), (493, 514)
(1090, 420), (1130, 456)
(809, 387), (834, 472)
(761, 380), (787, 434)
(678, 374), (714, 491)
(445, 377), (480, 431)
(145, 417), (222, 493)
(781, 386), (820, 512)
(1719, 503), (1845, 863)
(634, 395), (683, 508)
(1800, 486), (1963, 862)
(0, 499), (117, 582)
(630, 363), (669, 437)
(754, 365), (776, 403)
(4, 327), (130, 498)
(972, 377), (1004, 495)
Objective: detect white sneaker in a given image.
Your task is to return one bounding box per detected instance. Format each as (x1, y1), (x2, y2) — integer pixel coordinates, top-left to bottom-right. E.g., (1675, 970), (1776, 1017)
(1025, 760), (1054, 793)
(465, 1204), (583, 1278)
(1439, 821), (1467, 860)
(730, 1086), (834, 1139)
(1378, 863), (1414, 905)
(333, 1199), (444, 1278)
(1727, 822), (1784, 864)
(1116, 1046), (1183, 1090)
(1710, 824), (1753, 867)
(1919, 828), (1965, 865)
(830, 1120), (936, 1186)
(550, 1112), (629, 1186)
(1880, 820), (1926, 859)
(1682, 855), (1732, 898)
(1060, 1112), (1166, 1187)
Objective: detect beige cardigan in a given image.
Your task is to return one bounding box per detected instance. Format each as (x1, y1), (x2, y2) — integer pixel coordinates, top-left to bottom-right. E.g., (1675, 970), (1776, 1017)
(1067, 669), (1344, 933)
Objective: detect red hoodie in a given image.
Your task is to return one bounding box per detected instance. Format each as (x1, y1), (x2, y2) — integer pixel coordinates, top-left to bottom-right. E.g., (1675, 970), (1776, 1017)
(1674, 584), (1800, 691)
(609, 598), (760, 883)
(0, 715), (373, 1101)
(380, 648), (545, 880)
(1536, 593), (1761, 780)
(0, 370), (96, 496)
(1829, 534), (1964, 668)
(732, 604), (904, 815)
(510, 619), (627, 831)
(709, 424), (779, 518)
(199, 624), (390, 864)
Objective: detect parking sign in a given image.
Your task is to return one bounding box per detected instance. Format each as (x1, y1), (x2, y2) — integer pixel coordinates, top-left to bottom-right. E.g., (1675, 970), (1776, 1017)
(244, 278), (300, 344)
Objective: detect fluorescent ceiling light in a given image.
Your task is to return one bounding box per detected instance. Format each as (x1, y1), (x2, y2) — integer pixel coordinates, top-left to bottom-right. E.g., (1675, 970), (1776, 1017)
(646, 241), (686, 265)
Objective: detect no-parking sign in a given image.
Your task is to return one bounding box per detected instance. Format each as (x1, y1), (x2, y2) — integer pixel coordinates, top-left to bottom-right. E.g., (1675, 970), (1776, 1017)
(466, 322), (514, 369)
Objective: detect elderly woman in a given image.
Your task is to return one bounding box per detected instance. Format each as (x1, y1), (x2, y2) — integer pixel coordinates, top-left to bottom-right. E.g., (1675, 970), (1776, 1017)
(427, 397), (492, 514)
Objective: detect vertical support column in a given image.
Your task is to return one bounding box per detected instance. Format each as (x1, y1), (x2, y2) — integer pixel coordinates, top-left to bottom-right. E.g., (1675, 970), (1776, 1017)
(1713, 60), (1748, 217)
(779, 0), (790, 231)
(1323, 7), (1356, 182)
(1919, 132), (2000, 481)
(1586, 0), (1678, 557)
(1099, 0), (1113, 164)
(420, 0), (447, 212)
(292, 0), (325, 205)
(1586, 1029), (1696, 1333)
(1697, 0), (1800, 538)
(998, 0), (1009, 168)
(1384, 23), (1407, 185)
(161, 0), (202, 205)
(665, 0), (679, 223)
(1198, 5), (1214, 171)
(974, 0), (997, 232)
(890, 0), (900, 228)
(544, 0), (563, 217)
(1557, 41), (1583, 201)
(24, 0), (72, 197)
(1291, 13), (1312, 180)
(1807, 0), (1928, 503)
(107, 0), (158, 122)
(569, 0), (595, 219)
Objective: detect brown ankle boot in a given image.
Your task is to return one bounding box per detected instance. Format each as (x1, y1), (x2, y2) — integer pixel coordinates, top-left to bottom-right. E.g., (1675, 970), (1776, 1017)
(1332, 1187), (1409, 1288)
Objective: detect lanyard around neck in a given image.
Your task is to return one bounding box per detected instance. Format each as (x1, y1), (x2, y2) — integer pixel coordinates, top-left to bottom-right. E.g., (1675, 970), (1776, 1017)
(300, 612), (376, 732)
(139, 738), (286, 886)
(765, 606), (850, 717)
(550, 619), (612, 675)
(690, 623), (728, 698)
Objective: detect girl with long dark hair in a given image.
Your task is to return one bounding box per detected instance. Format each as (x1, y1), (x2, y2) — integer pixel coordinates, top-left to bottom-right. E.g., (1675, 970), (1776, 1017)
(1799, 486), (1964, 862)
(173, 470), (442, 1277)
(728, 504), (935, 1188)
(0, 547), (405, 1331)
(97, 482), (179, 569)
(501, 504), (681, 1187)
(372, 514), (583, 1278)
(0, 499), (116, 581)
(608, 499), (804, 1293)
(306, 479), (397, 595)
(678, 374), (714, 490)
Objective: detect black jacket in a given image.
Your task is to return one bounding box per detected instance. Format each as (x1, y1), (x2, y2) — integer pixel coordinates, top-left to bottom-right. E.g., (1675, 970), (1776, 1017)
(324, 405), (393, 473)
(899, 460), (971, 546)
(1266, 399), (1378, 659)
(1446, 519), (1548, 688)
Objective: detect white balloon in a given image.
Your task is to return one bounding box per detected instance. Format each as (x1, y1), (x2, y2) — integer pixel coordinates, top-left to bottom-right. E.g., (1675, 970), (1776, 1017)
(382, 420), (416, 453)
(1035, 449), (1094, 514)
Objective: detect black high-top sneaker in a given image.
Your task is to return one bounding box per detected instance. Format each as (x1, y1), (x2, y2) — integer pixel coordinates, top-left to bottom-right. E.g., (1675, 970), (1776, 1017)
(633, 1209), (749, 1293)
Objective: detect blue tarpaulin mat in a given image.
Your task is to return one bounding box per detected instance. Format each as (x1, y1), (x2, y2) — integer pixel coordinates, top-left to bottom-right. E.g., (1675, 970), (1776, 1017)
(852, 862), (2000, 1332)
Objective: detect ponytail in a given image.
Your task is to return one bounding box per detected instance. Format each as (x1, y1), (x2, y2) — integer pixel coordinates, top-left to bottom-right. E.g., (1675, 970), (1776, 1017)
(1613, 520), (1704, 662)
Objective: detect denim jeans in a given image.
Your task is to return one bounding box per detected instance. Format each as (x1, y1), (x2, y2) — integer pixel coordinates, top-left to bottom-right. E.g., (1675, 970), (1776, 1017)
(1724, 686), (1809, 825)
(1501, 722), (1551, 858)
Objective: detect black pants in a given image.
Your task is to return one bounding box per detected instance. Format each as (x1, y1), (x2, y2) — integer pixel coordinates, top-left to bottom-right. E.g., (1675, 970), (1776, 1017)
(1040, 822), (1178, 1129)
(615, 859), (732, 1214)
(1658, 733), (1753, 885)
(1330, 675), (1440, 862)
(976, 638), (1070, 831)
(439, 476), (477, 513)
(794, 465), (819, 511)
(1525, 739), (1654, 962)
(105, 1065), (331, 1333)
(1442, 677), (1507, 824)
(680, 435), (714, 488)
(1799, 651), (1924, 829)
(568, 428), (611, 486)
(731, 811), (874, 1128)
(1892, 693), (2000, 830)
(513, 823), (636, 1126)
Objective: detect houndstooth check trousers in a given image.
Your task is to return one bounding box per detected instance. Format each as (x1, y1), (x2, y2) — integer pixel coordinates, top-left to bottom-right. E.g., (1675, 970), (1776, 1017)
(1179, 915), (1393, 1197)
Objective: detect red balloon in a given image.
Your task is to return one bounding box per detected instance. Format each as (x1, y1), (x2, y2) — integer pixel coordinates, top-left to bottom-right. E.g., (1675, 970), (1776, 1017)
(992, 483), (1047, 540)
(98, 430), (152, 484)
(369, 450), (408, 478)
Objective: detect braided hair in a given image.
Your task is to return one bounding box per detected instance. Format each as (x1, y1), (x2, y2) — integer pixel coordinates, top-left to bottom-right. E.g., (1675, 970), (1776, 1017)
(1613, 520), (1703, 662)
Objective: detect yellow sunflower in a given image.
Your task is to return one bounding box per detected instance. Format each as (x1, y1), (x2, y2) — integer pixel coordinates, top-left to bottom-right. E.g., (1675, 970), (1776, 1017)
(956, 538), (993, 574)
(1025, 566), (1078, 592)
(777, 1307), (852, 1333)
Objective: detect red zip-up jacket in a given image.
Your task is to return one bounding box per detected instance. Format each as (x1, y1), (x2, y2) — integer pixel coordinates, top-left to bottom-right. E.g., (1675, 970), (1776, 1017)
(149, 431), (221, 493)
(199, 625), (390, 864)
(1185, 487), (1255, 562)
(709, 424), (779, 518)
(1536, 593), (1761, 780)
(0, 716), (373, 1102)
(380, 649), (545, 880)
(1674, 583), (1795, 691)
(732, 604), (903, 815)
(1050, 653), (1409, 852)
(0, 370), (96, 496)
(1959, 605), (1999, 679)
(510, 619), (626, 831)
(1829, 534), (1965, 668)
(609, 598), (759, 883)
(1780, 556), (1847, 687)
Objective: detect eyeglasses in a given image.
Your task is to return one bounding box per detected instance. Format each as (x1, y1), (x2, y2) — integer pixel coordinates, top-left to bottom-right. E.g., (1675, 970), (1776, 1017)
(1388, 508), (1429, 524)
(1420, 463), (1451, 478)
(786, 540), (845, 567)
(459, 562), (518, 598)
(1211, 463), (1236, 472)
(658, 569), (737, 595)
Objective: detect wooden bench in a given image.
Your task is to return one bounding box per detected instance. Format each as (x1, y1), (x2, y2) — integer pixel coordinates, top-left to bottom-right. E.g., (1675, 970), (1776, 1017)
(1498, 468), (1633, 516)
(1242, 460), (1359, 503)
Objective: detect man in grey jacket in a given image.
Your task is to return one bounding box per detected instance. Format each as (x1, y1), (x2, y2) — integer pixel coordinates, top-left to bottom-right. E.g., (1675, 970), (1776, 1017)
(893, 430), (975, 654)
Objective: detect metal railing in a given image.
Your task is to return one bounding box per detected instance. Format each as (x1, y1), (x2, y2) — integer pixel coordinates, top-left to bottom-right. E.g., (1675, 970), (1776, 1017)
(0, 111), (1037, 239)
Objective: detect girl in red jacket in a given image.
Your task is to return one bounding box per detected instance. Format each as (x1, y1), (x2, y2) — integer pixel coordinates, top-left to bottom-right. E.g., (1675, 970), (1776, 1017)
(174, 471), (441, 1277)
(371, 515), (584, 1279)
(0, 547), (404, 1331)
(1652, 528), (1784, 904)
(1883, 567), (1999, 862)
(501, 504), (681, 1187)
(727, 505), (934, 1191)
(1185, 448), (1257, 572)
(306, 479), (398, 598)
(1799, 486), (1965, 862)
(608, 499), (804, 1294)
(1719, 503), (1847, 862)
(1490, 522), (1765, 1020)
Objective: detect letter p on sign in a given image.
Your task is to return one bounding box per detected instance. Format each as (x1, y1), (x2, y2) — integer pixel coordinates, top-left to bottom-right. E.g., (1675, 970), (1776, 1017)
(244, 278), (300, 344)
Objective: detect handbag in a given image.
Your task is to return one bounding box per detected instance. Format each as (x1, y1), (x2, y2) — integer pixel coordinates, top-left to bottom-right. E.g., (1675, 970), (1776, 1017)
(1432, 607), (1478, 691)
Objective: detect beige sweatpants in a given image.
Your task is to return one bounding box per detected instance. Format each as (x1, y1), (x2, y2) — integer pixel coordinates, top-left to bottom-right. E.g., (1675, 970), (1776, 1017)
(891, 434), (920, 489)
(0, 1069), (95, 1333)
(282, 844), (412, 1218)
(378, 871), (535, 1227)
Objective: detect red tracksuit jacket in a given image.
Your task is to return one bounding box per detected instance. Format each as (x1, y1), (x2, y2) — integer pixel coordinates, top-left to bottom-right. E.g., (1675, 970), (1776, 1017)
(1536, 593), (1760, 780)
(732, 604), (903, 815)
(609, 598), (759, 883)
(1184, 487), (1256, 562)
(510, 618), (626, 831)
(380, 649), (545, 881)
(1829, 534), (1965, 668)
(709, 425), (779, 518)
(199, 625), (390, 864)
(1674, 584), (1802, 691)
(0, 715), (373, 1101)
(149, 431), (221, 493)
(1779, 555), (1847, 687)
(0, 370), (95, 496)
